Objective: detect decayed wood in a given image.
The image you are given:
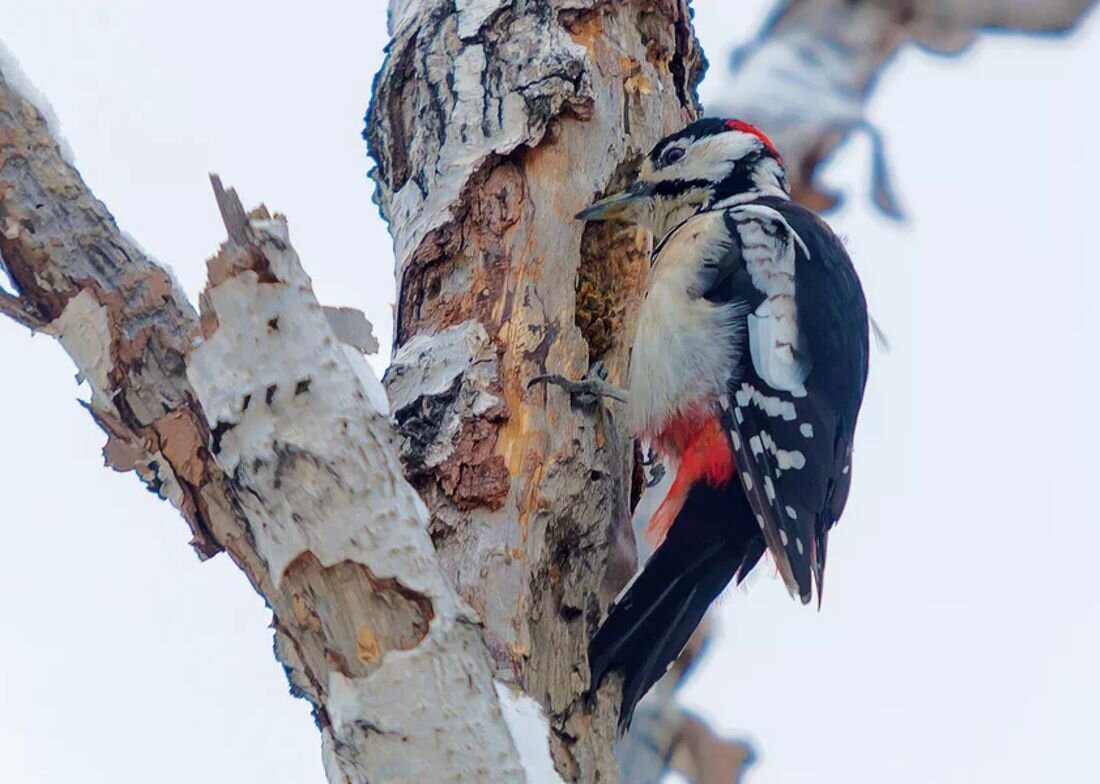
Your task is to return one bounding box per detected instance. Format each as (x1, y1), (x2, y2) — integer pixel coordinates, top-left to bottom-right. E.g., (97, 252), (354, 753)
(368, 1), (703, 778)
(0, 63), (530, 783)
(716, 0), (1097, 216)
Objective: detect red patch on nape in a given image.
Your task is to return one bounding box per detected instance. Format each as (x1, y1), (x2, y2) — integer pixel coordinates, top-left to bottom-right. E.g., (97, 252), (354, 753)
(646, 411), (735, 547)
(725, 119), (783, 163)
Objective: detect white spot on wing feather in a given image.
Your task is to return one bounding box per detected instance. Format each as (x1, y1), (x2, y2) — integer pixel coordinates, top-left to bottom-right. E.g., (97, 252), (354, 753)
(776, 448), (806, 470)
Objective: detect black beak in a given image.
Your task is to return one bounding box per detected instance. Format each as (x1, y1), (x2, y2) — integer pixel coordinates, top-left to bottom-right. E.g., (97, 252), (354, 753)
(575, 181), (654, 221)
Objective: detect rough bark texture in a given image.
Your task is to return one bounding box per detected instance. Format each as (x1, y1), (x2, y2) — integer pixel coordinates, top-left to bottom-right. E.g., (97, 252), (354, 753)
(367, 1), (703, 779)
(8, 2), (1094, 783)
(0, 65), (529, 783)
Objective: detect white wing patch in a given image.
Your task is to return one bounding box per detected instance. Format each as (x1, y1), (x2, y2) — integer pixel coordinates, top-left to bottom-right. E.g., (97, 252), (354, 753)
(731, 205), (811, 393)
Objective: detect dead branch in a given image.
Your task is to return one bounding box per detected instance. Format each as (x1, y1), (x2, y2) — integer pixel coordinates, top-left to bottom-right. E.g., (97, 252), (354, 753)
(0, 58), (529, 783)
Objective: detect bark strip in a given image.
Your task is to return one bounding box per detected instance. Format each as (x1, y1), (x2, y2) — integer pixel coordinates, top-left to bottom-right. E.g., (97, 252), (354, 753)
(0, 61), (527, 784)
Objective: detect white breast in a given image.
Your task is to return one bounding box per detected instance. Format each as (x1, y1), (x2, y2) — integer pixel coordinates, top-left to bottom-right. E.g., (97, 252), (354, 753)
(626, 214), (745, 438)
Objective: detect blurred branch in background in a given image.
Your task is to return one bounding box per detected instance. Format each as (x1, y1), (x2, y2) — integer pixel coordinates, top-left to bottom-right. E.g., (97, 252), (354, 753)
(709, 0), (1098, 218)
(619, 1), (1097, 781)
(618, 621), (754, 784)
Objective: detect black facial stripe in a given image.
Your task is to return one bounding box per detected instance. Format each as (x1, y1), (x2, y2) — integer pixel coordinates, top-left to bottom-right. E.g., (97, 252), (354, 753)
(709, 151), (764, 202)
(652, 178), (712, 197)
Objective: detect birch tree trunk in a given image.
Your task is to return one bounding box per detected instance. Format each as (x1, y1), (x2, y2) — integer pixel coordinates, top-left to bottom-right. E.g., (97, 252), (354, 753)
(367, 1), (702, 779)
(6, 1), (1094, 783)
(0, 0), (705, 776)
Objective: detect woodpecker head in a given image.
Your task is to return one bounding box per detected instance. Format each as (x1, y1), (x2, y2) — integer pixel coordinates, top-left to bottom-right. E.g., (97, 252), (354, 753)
(577, 118), (788, 238)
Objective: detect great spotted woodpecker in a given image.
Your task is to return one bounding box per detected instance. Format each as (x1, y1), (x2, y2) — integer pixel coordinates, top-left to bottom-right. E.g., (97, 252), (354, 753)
(578, 118), (870, 730)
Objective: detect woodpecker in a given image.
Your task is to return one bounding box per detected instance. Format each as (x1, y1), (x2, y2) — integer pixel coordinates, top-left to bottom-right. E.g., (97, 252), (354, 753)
(577, 118), (869, 731)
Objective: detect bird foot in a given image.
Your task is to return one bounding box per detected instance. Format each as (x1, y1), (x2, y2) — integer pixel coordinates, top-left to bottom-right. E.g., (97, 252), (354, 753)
(528, 361), (626, 409)
(644, 462), (667, 488)
(640, 445), (667, 487)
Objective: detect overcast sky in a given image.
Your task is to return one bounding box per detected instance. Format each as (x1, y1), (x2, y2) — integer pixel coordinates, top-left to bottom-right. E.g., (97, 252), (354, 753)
(2, 2), (1098, 783)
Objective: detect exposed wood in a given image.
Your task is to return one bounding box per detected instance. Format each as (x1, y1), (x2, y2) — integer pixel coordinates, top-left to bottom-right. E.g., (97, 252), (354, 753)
(0, 61), (529, 783)
(368, 0), (705, 778)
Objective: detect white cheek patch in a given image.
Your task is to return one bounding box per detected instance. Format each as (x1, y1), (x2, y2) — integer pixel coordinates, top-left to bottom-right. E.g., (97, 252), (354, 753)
(645, 134), (759, 184)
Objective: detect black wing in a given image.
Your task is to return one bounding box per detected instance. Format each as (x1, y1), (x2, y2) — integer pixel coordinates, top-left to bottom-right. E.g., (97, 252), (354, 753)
(708, 198), (869, 603)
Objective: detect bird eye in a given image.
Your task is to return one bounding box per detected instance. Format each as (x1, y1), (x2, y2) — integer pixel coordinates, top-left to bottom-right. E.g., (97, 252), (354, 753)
(661, 146), (685, 167)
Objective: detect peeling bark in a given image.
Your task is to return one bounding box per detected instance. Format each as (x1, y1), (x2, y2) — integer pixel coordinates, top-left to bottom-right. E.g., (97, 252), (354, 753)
(0, 64), (223, 558)
(0, 65), (528, 782)
(368, 1), (703, 779)
(5, 1), (1089, 781)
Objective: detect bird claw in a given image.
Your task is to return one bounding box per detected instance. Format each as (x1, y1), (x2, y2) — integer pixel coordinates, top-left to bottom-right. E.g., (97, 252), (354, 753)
(644, 462), (666, 488)
(528, 361), (627, 409)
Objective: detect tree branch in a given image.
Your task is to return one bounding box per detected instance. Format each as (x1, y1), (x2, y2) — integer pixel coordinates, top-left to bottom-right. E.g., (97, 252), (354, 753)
(714, 0), (1097, 216)
(0, 52), (530, 783)
(0, 287), (46, 330)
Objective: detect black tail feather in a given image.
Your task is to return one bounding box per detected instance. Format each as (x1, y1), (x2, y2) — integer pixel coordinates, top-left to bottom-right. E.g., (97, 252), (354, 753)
(588, 482), (762, 732)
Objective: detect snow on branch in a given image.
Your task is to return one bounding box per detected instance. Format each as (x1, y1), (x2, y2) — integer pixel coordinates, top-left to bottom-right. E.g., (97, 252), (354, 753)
(713, 0), (1097, 217)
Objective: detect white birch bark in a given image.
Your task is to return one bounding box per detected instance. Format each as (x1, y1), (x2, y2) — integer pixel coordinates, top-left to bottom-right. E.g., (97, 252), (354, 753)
(5, 0), (711, 771)
(7, 2), (1092, 782)
(367, 1), (703, 779)
(0, 60), (529, 783)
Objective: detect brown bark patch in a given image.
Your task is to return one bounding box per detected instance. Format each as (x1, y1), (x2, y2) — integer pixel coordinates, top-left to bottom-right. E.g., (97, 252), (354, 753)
(282, 555), (434, 678)
(153, 409), (207, 486)
(356, 624), (383, 666)
(561, 5), (606, 51)
(396, 158), (525, 345)
(437, 412), (512, 511)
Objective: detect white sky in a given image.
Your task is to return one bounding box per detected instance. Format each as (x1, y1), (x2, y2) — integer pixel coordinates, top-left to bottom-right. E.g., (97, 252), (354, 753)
(1, 2), (1097, 783)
